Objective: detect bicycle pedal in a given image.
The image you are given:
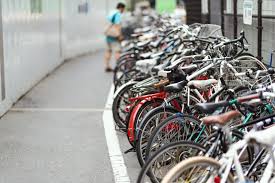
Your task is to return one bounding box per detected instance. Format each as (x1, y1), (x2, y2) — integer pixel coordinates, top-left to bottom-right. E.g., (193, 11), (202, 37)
(115, 126), (127, 133)
(124, 148), (136, 154)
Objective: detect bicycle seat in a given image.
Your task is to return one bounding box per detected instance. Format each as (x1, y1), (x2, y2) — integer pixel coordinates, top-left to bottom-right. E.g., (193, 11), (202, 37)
(122, 44), (135, 52)
(150, 38), (162, 48)
(182, 48), (193, 56)
(201, 110), (241, 125)
(131, 33), (142, 38)
(120, 50), (135, 58)
(137, 40), (150, 48)
(134, 27), (150, 34)
(188, 79), (218, 90)
(181, 64), (198, 75)
(194, 101), (229, 114)
(164, 80), (187, 93)
(152, 61), (170, 73)
(245, 125), (275, 146)
(158, 70), (171, 77)
(151, 51), (165, 59)
(136, 59), (158, 73)
(136, 59), (157, 67)
(140, 52), (152, 59)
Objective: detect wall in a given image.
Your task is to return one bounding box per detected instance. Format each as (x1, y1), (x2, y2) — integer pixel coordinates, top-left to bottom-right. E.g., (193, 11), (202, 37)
(0, 0), (115, 116)
(61, 0), (105, 59)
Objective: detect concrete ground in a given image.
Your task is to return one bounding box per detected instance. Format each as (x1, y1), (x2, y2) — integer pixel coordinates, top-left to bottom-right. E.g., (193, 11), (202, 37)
(0, 51), (140, 183)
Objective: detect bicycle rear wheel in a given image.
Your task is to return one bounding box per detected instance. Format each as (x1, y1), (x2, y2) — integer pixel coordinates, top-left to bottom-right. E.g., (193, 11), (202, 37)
(112, 82), (136, 130)
(145, 114), (209, 161)
(136, 94), (199, 166)
(136, 106), (179, 166)
(114, 69), (139, 92)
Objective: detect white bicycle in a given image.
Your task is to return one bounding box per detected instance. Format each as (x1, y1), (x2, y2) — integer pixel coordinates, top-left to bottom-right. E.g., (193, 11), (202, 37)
(161, 124), (275, 183)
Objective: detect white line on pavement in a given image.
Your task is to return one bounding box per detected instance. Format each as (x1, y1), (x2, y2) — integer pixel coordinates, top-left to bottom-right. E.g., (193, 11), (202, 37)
(10, 108), (108, 112)
(102, 85), (131, 183)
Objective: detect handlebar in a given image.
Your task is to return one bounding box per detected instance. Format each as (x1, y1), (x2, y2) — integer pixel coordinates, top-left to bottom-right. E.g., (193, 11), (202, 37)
(213, 30), (248, 50)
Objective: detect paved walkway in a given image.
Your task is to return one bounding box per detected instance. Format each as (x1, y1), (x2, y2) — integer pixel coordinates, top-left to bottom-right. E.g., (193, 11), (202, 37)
(0, 51), (114, 183)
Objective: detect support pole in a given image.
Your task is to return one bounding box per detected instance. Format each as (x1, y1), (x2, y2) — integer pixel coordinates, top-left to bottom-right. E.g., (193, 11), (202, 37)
(131, 0), (135, 12)
(257, 0), (263, 60)
(233, 0), (238, 38)
(208, 0), (211, 23)
(0, 0), (6, 100)
(221, 0), (225, 35)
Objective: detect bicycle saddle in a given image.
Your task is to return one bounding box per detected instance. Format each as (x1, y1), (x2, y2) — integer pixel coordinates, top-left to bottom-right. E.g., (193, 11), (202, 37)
(131, 33), (142, 38)
(194, 101), (229, 114)
(134, 27), (151, 34)
(136, 59), (158, 73)
(150, 51), (165, 59)
(152, 61), (170, 73)
(164, 80), (187, 93)
(245, 125), (275, 147)
(201, 110), (241, 125)
(118, 50), (134, 58)
(122, 44), (135, 52)
(181, 64), (198, 75)
(188, 79), (218, 90)
(150, 38), (163, 48)
(140, 52), (152, 59)
(136, 59), (157, 67)
(181, 48), (193, 56)
(137, 40), (150, 48)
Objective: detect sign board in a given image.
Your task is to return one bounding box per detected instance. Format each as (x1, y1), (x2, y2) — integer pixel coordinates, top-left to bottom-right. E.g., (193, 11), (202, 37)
(243, 0), (253, 25)
(156, 0), (176, 14)
(78, 2), (89, 14)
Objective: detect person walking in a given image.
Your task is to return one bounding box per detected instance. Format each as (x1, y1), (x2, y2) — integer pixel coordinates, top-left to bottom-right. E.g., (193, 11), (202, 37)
(104, 2), (126, 72)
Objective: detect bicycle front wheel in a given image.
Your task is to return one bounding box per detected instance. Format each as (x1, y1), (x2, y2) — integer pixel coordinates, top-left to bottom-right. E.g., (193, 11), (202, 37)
(161, 156), (234, 183)
(137, 141), (206, 183)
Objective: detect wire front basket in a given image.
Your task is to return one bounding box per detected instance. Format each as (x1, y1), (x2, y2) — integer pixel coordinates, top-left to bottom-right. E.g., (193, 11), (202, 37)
(197, 24), (223, 38)
(131, 76), (161, 93)
(224, 74), (272, 89)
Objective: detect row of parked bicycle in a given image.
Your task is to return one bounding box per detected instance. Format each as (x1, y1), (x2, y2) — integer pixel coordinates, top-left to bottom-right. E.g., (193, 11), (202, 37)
(111, 17), (275, 183)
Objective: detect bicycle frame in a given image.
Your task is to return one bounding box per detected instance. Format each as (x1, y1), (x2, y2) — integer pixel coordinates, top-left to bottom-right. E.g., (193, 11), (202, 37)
(218, 139), (275, 183)
(195, 99), (275, 157)
(218, 139), (247, 183)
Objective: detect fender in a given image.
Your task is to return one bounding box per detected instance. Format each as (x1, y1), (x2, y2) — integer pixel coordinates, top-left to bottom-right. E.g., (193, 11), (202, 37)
(127, 99), (148, 143)
(127, 94), (166, 144)
(129, 91), (166, 102)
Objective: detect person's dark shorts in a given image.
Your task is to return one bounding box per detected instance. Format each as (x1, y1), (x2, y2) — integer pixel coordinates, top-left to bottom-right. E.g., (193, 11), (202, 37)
(107, 41), (121, 52)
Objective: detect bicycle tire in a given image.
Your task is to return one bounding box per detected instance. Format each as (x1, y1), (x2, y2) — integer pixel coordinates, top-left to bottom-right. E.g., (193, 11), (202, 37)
(136, 94), (200, 166)
(112, 82), (136, 130)
(161, 156), (234, 183)
(114, 69), (139, 92)
(145, 114), (208, 161)
(113, 58), (136, 84)
(136, 106), (179, 166)
(137, 141), (206, 183)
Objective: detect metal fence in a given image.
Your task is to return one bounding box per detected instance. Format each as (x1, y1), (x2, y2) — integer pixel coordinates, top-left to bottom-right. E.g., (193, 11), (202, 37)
(201, 0), (275, 65)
